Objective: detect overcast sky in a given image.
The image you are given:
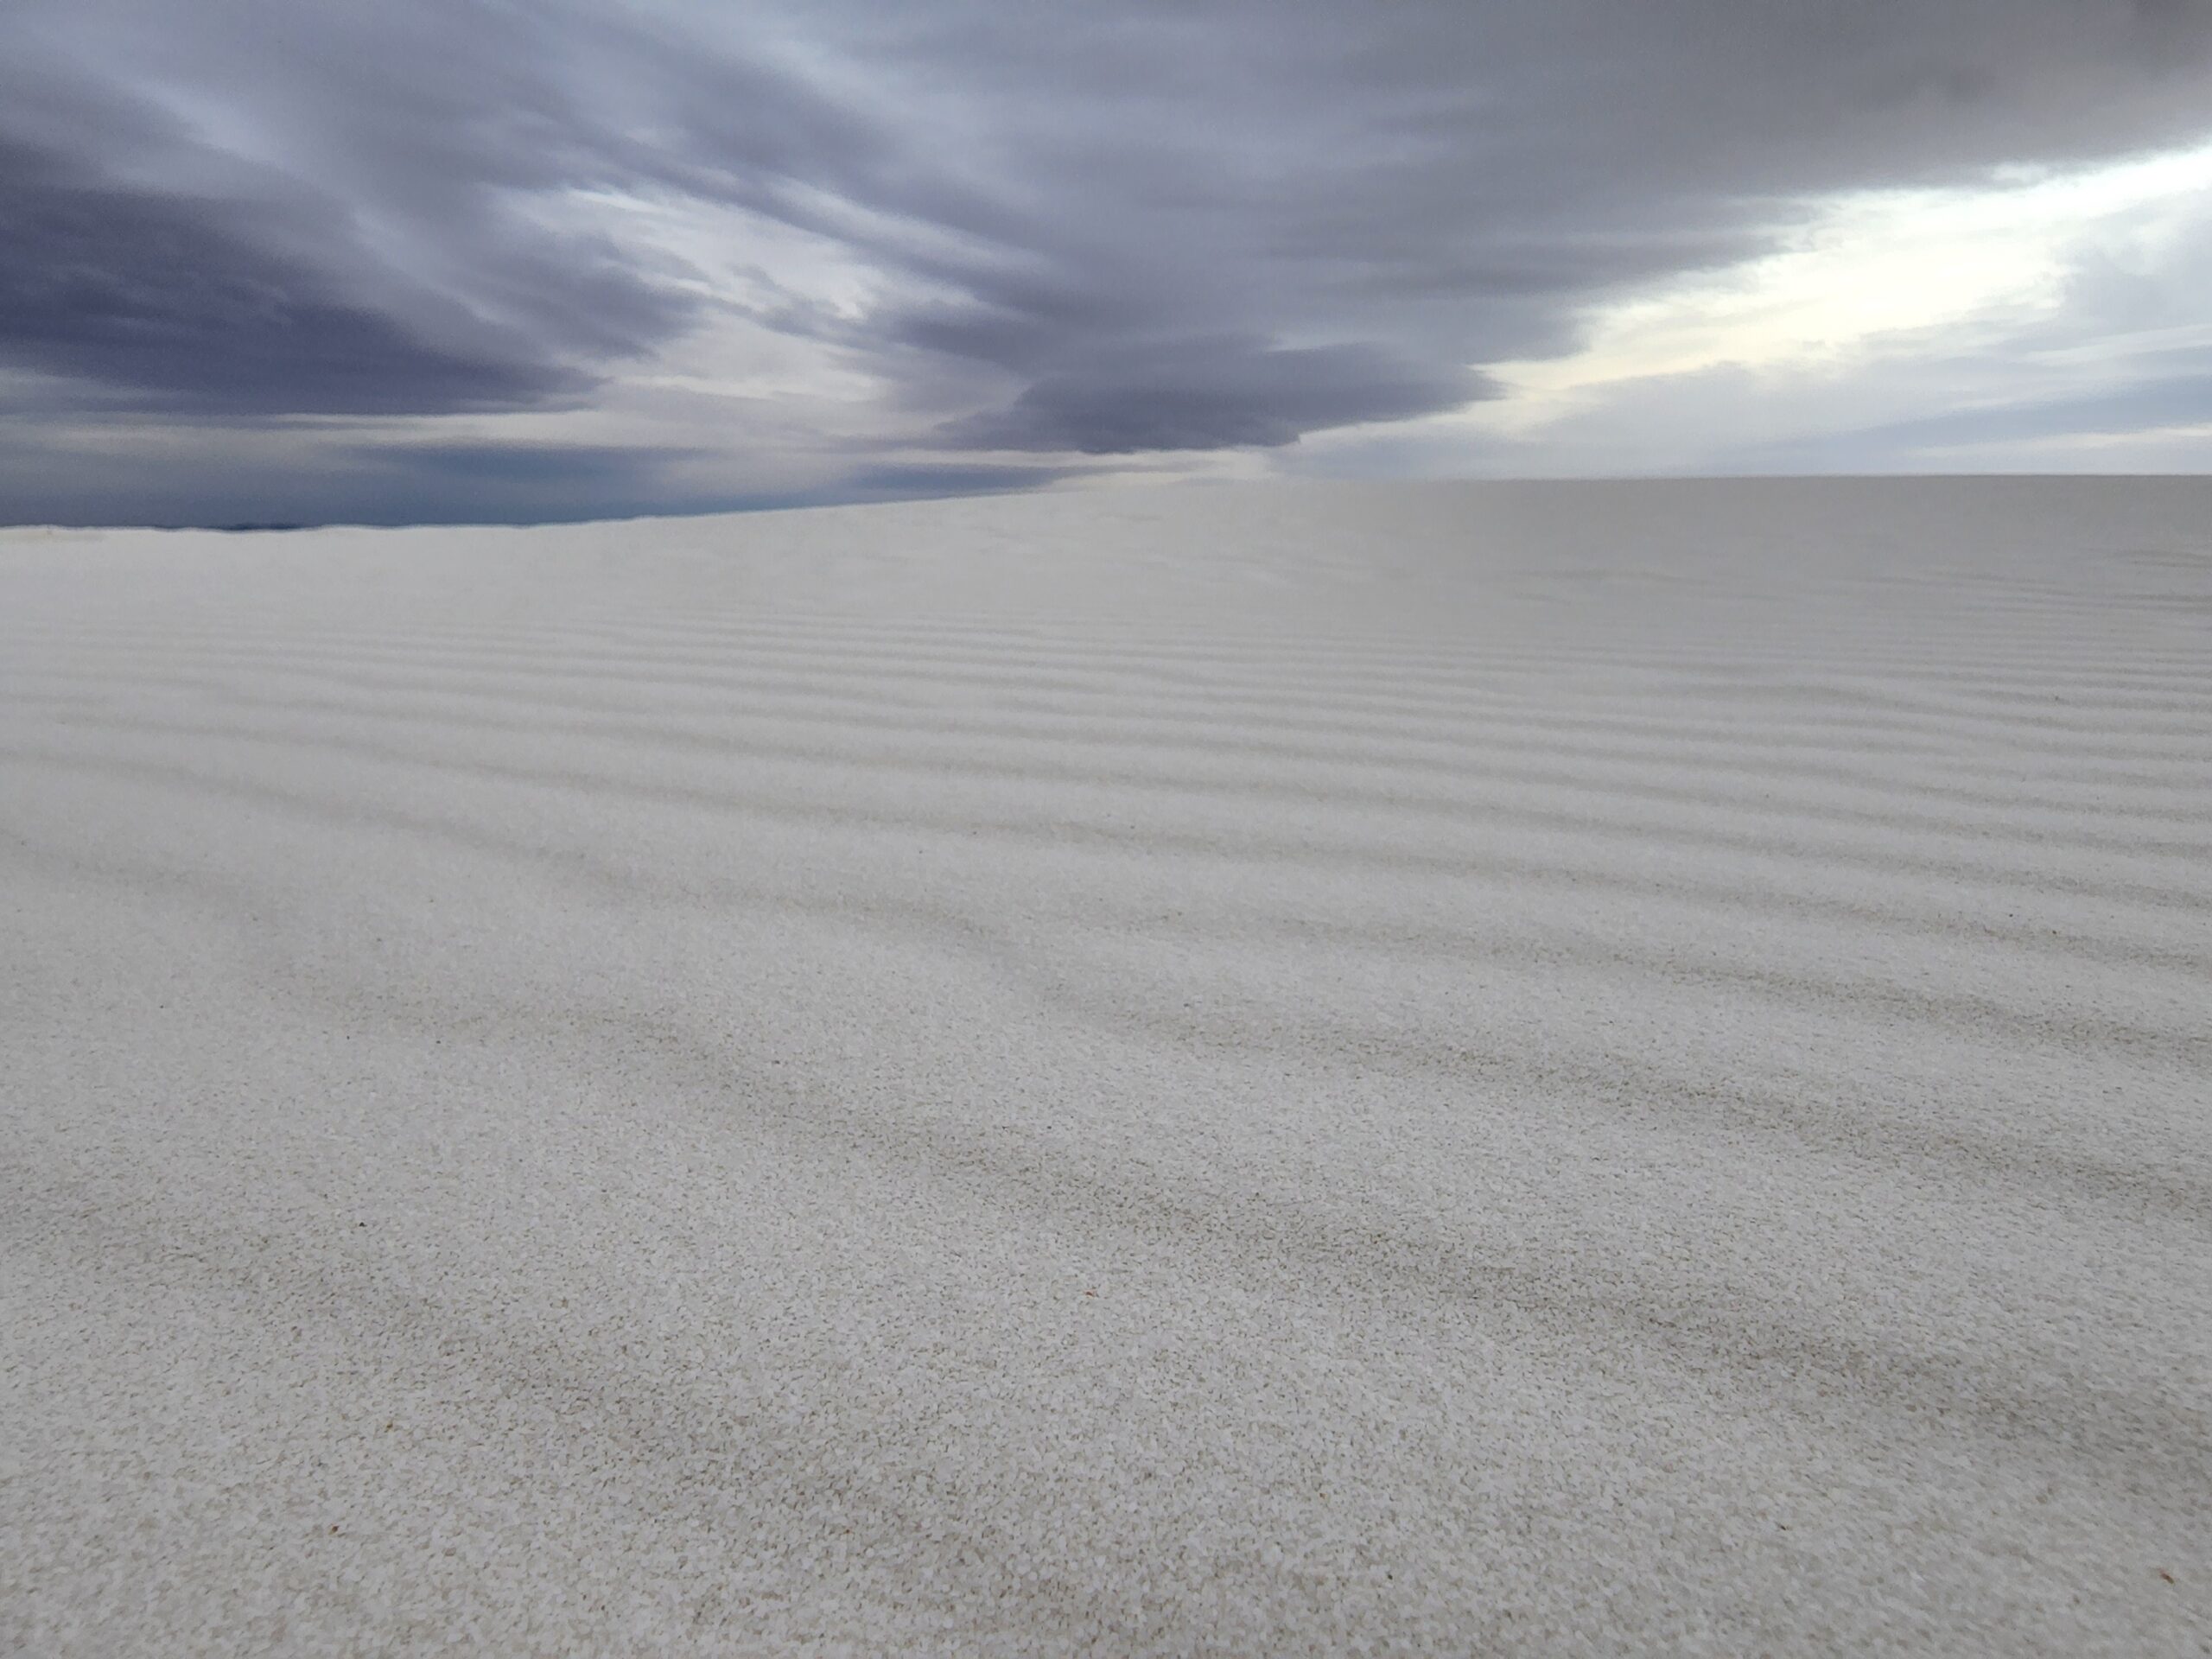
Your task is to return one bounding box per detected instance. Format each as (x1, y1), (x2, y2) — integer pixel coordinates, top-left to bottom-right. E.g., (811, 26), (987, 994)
(6, 0), (2212, 524)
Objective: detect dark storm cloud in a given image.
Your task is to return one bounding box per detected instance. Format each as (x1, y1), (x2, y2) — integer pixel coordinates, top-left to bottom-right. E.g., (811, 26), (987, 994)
(849, 0), (2212, 348)
(5, 0), (2212, 519)
(838, 462), (1078, 497)
(0, 139), (574, 415)
(948, 339), (1493, 454)
(0, 13), (727, 423)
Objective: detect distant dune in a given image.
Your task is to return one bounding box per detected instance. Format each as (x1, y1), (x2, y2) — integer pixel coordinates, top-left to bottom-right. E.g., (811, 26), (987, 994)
(4, 479), (2208, 1656)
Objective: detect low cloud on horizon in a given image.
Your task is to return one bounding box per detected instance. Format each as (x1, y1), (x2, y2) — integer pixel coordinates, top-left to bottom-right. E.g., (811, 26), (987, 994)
(5, 0), (2212, 525)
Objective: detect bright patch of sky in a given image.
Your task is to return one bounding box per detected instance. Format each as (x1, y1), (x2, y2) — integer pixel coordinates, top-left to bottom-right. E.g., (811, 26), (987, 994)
(1427, 137), (2212, 472)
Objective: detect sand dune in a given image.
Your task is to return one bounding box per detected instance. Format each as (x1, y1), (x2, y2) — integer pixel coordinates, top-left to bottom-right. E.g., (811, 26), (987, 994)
(3, 479), (2208, 1655)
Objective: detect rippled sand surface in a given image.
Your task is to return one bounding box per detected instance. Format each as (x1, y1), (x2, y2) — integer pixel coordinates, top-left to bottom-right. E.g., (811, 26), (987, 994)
(4, 479), (2208, 1655)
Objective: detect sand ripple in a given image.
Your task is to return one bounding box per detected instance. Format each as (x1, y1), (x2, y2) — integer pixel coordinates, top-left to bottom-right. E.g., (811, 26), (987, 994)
(3, 480), (2208, 1655)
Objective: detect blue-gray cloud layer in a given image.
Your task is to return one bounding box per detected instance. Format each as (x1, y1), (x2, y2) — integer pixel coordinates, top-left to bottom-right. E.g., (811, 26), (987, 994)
(4, 0), (2211, 521)
(1, 138), (581, 416)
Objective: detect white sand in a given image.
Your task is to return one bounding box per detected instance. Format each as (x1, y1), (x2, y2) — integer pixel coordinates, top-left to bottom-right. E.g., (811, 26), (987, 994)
(3, 478), (2208, 1655)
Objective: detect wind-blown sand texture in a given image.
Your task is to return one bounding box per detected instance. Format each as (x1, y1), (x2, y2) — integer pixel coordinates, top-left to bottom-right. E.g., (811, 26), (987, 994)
(3, 479), (2209, 1656)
